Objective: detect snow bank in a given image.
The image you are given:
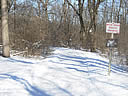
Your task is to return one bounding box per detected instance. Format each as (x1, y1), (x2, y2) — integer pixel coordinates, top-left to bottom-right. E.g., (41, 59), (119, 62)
(0, 47), (128, 96)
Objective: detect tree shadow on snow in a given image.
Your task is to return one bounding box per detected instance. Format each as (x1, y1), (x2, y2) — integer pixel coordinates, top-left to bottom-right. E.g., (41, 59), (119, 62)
(59, 55), (128, 73)
(49, 54), (128, 76)
(0, 74), (51, 96)
(49, 54), (128, 91)
(6, 58), (34, 64)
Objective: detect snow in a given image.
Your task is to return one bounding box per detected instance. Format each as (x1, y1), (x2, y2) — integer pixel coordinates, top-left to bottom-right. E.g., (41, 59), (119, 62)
(0, 47), (128, 96)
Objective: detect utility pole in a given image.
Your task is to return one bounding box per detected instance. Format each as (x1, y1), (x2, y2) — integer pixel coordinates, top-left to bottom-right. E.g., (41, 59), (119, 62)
(1, 0), (10, 57)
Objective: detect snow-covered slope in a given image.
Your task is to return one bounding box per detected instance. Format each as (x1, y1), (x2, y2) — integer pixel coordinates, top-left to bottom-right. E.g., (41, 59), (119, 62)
(0, 47), (128, 96)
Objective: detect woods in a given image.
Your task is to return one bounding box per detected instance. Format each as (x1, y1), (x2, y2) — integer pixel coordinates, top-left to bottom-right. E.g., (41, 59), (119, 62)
(0, 0), (128, 64)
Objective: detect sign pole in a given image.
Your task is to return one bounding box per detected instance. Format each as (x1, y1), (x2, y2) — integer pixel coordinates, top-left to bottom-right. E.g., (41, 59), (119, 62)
(108, 33), (114, 76)
(111, 33), (114, 39)
(106, 22), (120, 76)
(108, 47), (112, 75)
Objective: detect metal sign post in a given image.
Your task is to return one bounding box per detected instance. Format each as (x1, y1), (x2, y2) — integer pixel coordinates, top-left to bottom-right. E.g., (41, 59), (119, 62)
(108, 33), (113, 76)
(106, 22), (120, 76)
(108, 47), (112, 75)
(111, 33), (114, 39)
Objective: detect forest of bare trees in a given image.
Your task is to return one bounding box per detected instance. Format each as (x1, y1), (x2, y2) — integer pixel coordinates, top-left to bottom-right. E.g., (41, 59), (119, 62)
(0, 0), (128, 64)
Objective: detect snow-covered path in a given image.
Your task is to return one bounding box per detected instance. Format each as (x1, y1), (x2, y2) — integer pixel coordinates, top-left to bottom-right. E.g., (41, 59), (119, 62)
(0, 48), (128, 96)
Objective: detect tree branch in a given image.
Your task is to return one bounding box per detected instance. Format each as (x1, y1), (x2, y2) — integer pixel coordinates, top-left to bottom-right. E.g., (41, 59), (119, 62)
(66, 0), (79, 15)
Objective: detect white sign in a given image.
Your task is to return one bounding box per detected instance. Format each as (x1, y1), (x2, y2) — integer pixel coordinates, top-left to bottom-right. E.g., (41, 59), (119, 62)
(106, 23), (120, 34)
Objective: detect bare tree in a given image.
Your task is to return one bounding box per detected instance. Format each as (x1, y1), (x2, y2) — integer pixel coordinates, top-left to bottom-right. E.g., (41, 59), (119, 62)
(117, 0), (122, 23)
(66, 0), (86, 46)
(1, 0), (10, 57)
(87, 0), (105, 51)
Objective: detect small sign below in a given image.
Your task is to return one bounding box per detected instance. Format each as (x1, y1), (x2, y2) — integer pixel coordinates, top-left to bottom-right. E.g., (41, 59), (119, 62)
(106, 39), (118, 47)
(106, 23), (120, 34)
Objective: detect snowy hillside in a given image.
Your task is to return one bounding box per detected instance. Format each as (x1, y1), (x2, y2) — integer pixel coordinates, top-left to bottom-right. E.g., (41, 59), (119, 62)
(0, 47), (128, 96)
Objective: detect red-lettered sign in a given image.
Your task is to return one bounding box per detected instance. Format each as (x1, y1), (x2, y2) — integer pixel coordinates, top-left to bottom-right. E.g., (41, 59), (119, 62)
(106, 23), (120, 34)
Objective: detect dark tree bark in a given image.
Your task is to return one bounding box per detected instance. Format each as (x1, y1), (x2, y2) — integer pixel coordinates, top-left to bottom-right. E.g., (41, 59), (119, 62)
(87, 0), (105, 52)
(66, 0), (86, 46)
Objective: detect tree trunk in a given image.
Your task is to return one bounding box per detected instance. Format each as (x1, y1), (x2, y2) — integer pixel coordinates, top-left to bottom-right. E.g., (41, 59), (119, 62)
(66, 0), (86, 47)
(87, 0), (105, 52)
(79, 14), (85, 42)
(37, 0), (41, 17)
(117, 0), (122, 23)
(1, 0), (10, 57)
